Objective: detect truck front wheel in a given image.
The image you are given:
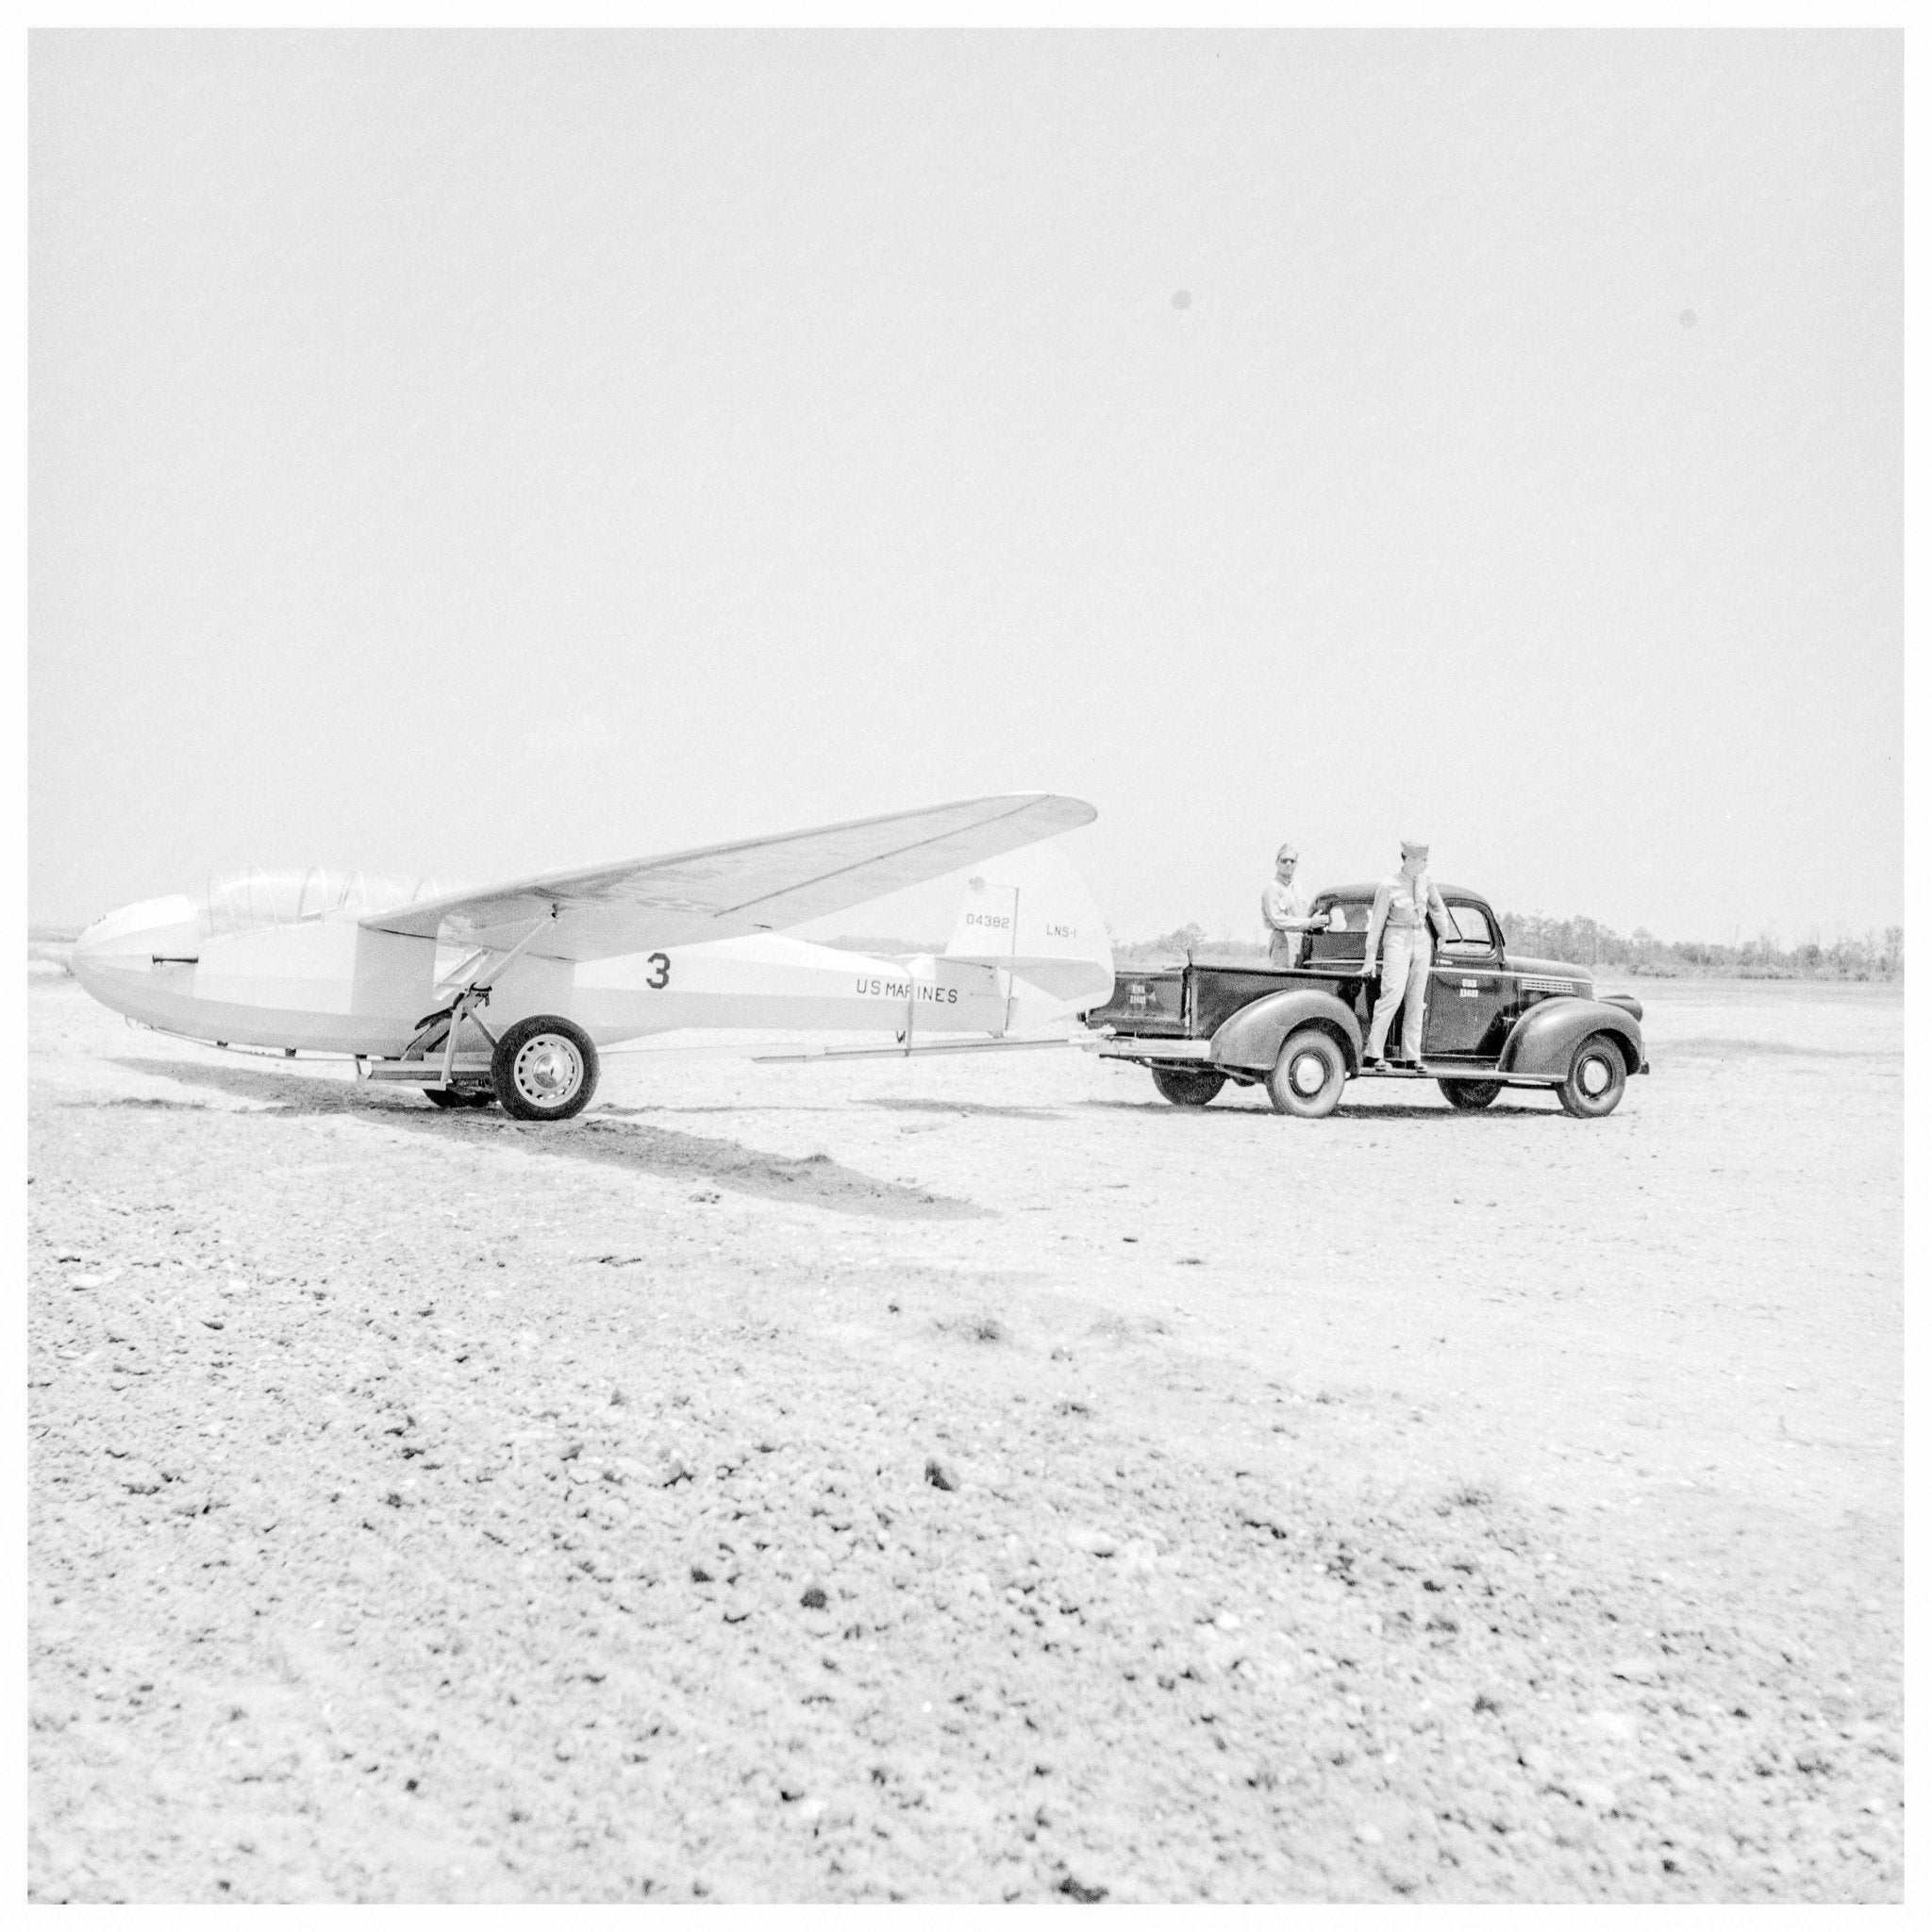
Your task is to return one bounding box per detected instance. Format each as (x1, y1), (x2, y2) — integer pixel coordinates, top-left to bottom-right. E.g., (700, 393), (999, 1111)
(1557, 1033), (1627, 1119)
(1152, 1066), (1225, 1108)
(1266, 1027), (1346, 1119)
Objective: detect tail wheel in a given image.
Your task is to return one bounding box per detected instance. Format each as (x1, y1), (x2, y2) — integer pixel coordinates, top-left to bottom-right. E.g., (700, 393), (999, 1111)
(425, 1086), (495, 1110)
(1266, 1026), (1347, 1119)
(1152, 1066), (1226, 1108)
(491, 1016), (600, 1122)
(1439, 1078), (1503, 1112)
(1557, 1033), (1627, 1119)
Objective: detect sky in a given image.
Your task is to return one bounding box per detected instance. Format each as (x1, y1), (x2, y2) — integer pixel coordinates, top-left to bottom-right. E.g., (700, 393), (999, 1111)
(29, 30), (1901, 945)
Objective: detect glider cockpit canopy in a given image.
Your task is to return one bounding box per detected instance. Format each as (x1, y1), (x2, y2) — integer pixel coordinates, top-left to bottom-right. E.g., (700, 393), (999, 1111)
(201, 868), (449, 940)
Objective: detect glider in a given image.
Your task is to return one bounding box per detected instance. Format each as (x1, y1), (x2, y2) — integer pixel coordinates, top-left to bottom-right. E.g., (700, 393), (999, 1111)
(70, 792), (1114, 1121)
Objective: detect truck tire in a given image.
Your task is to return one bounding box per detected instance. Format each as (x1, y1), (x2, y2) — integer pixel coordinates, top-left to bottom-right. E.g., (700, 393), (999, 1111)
(1152, 1066), (1226, 1108)
(1266, 1027), (1346, 1119)
(491, 1015), (599, 1122)
(1557, 1032), (1626, 1119)
(1438, 1078), (1502, 1112)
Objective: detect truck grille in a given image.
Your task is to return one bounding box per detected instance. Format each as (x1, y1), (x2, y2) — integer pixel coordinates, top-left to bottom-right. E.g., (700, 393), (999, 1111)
(1518, 974), (1586, 997)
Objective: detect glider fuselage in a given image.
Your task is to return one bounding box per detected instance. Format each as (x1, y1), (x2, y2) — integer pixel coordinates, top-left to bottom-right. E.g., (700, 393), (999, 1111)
(72, 899), (1091, 1056)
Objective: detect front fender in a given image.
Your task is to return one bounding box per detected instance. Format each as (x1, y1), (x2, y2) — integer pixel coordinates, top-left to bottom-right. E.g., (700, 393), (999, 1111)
(1208, 987), (1363, 1074)
(1499, 997), (1646, 1079)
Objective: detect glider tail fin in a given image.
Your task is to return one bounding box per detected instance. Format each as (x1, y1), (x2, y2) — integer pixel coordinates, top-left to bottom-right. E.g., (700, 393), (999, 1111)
(941, 858), (1115, 1015)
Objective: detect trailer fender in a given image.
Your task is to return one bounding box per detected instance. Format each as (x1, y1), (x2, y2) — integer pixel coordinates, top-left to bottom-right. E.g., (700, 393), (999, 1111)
(1208, 988), (1364, 1075)
(1499, 997), (1646, 1079)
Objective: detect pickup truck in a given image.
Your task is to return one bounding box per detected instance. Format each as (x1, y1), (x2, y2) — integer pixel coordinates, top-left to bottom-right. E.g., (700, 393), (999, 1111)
(1084, 883), (1647, 1120)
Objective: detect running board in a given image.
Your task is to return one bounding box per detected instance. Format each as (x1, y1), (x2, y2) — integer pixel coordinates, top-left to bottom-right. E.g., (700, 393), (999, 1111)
(1099, 1036), (1557, 1086)
(1361, 1062), (1557, 1085)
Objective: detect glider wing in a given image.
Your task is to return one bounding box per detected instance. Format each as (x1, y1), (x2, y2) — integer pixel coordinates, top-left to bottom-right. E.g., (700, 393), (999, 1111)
(358, 793), (1097, 962)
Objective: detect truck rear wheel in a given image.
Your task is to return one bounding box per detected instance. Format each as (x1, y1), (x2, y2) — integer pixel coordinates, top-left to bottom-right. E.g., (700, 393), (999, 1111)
(1152, 1066), (1225, 1108)
(1266, 1027), (1346, 1119)
(1557, 1033), (1626, 1119)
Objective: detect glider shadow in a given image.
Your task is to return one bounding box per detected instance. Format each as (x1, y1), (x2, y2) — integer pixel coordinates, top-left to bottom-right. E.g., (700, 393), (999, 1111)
(865, 1096), (1068, 1122)
(107, 1058), (991, 1221)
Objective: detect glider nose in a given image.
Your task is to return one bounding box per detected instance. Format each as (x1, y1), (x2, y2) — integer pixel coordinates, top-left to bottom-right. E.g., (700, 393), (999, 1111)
(71, 894), (201, 1004)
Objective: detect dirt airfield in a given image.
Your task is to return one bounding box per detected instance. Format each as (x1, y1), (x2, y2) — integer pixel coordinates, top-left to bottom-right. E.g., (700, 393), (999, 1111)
(28, 970), (1902, 1903)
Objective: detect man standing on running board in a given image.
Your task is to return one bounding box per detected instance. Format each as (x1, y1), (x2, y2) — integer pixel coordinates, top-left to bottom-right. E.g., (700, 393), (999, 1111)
(1361, 839), (1453, 1071)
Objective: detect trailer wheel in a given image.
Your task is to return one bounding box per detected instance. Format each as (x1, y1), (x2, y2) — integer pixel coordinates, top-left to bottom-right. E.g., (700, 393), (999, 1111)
(1266, 1027), (1346, 1119)
(1152, 1066), (1226, 1108)
(1438, 1078), (1503, 1112)
(492, 1016), (599, 1122)
(1557, 1033), (1626, 1119)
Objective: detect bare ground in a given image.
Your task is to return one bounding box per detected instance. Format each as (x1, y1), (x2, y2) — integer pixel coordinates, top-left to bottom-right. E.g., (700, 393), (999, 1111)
(27, 974), (1902, 1902)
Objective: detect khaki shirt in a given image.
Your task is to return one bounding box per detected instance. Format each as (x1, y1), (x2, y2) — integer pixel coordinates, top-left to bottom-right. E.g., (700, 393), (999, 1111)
(1365, 871), (1452, 964)
(1261, 877), (1311, 965)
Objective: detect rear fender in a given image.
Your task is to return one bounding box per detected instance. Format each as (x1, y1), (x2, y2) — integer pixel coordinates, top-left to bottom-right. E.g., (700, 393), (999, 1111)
(1499, 997), (1645, 1079)
(1208, 988), (1363, 1074)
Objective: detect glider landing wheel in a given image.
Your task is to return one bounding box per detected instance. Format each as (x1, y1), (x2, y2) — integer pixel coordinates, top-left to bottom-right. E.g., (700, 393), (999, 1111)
(1438, 1078), (1503, 1112)
(492, 1016), (599, 1123)
(425, 1086), (495, 1110)
(1152, 1066), (1226, 1108)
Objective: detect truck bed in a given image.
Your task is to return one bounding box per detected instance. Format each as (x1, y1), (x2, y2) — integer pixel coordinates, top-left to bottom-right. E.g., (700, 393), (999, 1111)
(1087, 952), (1365, 1041)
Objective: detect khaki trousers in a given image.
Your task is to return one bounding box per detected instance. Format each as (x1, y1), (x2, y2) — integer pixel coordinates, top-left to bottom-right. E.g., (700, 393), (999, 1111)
(1367, 924), (1432, 1061)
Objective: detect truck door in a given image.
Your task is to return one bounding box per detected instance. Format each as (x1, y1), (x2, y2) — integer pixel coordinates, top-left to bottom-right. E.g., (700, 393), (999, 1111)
(1424, 902), (1511, 1058)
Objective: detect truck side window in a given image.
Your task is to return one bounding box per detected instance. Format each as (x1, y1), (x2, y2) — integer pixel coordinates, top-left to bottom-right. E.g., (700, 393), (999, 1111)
(1441, 904), (1495, 955)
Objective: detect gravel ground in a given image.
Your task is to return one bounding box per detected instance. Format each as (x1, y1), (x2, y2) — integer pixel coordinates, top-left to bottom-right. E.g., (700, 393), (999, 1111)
(28, 974), (1903, 1902)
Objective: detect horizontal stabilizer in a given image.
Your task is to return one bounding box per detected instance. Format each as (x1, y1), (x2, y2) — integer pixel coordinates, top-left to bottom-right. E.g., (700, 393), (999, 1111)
(941, 853), (1114, 1008)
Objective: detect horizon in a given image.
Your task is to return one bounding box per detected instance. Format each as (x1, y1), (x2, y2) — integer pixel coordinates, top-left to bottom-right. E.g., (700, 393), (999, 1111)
(25, 893), (1904, 956)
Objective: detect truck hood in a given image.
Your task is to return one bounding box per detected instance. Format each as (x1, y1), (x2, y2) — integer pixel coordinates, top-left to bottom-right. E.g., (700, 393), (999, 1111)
(1507, 954), (1592, 987)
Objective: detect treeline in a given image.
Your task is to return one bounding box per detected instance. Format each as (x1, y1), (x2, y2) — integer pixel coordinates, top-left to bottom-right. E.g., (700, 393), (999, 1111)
(1498, 914), (1904, 981)
(1113, 918), (1904, 980)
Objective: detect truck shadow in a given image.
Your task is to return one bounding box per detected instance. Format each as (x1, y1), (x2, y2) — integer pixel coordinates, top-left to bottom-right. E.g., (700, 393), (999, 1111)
(1077, 1097), (1555, 1121)
(107, 1058), (991, 1221)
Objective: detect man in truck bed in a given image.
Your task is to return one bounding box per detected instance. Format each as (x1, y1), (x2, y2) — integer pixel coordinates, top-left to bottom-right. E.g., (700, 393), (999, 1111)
(1259, 842), (1326, 966)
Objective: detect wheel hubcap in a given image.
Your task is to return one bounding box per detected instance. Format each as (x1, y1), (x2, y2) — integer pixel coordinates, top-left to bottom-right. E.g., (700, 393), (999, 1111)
(512, 1036), (582, 1106)
(1291, 1053), (1326, 1095)
(1580, 1057), (1610, 1095)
